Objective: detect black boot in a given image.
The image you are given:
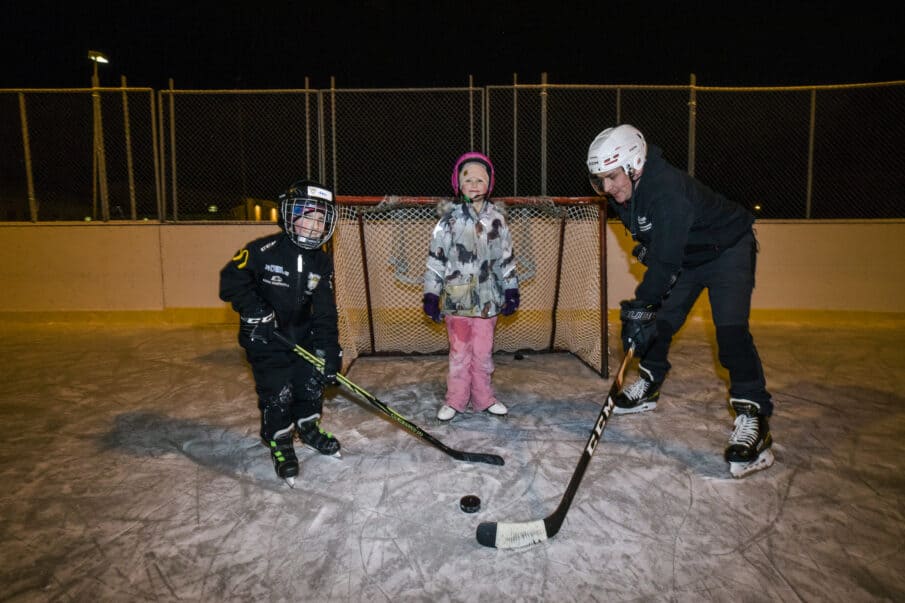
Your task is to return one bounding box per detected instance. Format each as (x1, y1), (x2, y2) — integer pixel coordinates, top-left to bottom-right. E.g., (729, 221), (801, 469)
(725, 399), (774, 478)
(267, 426), (299, 485)
(613, 365), (662, 415)
(297, 417), (341, 457)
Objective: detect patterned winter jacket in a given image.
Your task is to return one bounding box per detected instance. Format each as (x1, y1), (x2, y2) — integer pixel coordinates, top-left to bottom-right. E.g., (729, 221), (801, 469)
(423, 197), (519, 318)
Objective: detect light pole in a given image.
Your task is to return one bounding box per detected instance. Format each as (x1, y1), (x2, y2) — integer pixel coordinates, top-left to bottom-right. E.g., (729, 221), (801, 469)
(89, 50), (110, 221)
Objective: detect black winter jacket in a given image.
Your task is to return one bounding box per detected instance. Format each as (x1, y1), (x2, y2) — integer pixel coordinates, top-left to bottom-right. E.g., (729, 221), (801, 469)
(608, 144), (755, 306)
(219, 233), (340, 355)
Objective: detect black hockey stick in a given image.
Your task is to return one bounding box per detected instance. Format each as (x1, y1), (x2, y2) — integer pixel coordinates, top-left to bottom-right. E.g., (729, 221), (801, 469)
(475, 346), (635, 548)
(272, 331), (504, 466)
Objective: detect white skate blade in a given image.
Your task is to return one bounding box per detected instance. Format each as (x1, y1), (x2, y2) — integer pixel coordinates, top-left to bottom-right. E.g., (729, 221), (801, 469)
(613, 401), (657, 415)
(303, 444), (341, 458)
(729, 448), (775, 478)
(284, 476), (296, 488)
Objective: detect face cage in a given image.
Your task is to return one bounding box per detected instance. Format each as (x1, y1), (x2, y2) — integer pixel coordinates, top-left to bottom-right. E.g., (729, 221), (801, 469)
(282, 198), (337, 249)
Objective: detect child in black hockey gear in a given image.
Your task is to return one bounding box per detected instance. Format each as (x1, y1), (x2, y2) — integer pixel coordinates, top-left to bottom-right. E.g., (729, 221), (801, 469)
(423, 152), (519, 421)
(219, 180), (344, 485)
(587, 125), (773, 478)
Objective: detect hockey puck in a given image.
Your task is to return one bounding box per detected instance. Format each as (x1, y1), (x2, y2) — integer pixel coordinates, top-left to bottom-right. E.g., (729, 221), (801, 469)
(460, 495), (481, 513)
(514, 352), (524, 360)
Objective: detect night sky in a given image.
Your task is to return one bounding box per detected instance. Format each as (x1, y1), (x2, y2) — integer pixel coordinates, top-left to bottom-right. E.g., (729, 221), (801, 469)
(3, 1), (904, 89)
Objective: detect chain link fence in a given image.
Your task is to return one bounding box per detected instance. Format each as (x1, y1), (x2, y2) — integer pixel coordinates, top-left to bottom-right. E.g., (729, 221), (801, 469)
(2, 80), (903, 221)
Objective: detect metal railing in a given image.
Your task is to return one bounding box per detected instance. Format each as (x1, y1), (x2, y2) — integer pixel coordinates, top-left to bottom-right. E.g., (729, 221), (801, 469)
(2, 76), (903, 222)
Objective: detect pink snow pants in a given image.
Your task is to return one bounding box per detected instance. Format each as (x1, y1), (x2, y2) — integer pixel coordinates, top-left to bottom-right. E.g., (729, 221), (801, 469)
(444, 314), (499, 412)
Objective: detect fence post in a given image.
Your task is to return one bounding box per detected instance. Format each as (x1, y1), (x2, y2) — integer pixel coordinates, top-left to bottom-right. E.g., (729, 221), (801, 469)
(469, 74), (475, 151)
(305, 76), (312, 181)
(329, 77), (337, 192)
(168, 79), (178, 221)
(153, 89), (165, 220)
(540, 72), (548, 196)
(512, 73), (519, 196)
(806, 88), (816, 219)
(92, 69), (110, 221)
(687, 73), (697, 177)
(121, 76), (137, 219)
(18, 93), (37, 222)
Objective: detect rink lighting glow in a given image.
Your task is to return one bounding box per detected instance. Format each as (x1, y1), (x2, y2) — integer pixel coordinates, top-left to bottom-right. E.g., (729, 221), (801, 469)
(88, 50), (109, 64)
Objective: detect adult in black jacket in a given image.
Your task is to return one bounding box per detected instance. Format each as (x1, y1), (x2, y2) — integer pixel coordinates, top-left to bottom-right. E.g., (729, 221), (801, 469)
(587, 124), (773, 478)
(219, 180), (343, 485)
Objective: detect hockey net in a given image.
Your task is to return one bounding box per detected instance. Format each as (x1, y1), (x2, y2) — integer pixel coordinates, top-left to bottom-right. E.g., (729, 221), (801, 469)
(331, 196), (610, 377)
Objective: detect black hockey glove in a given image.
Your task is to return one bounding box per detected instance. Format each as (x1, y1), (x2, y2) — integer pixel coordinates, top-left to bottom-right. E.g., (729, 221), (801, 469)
(620, 299), (657, 355)
(315, 347), (342, 386)
(422, 293), (442, 323)
(501, 289), (520, 316)
(632, 243), (649, 265)
(240, 304), (277, 344)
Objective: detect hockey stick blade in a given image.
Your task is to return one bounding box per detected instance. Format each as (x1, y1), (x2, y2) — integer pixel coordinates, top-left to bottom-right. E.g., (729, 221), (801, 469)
(476, 347), (634, 548)
(272, 331), (504, 466)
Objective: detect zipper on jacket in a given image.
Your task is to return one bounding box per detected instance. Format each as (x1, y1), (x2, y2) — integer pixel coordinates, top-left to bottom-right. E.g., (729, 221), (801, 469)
(297, 253), (304, 307)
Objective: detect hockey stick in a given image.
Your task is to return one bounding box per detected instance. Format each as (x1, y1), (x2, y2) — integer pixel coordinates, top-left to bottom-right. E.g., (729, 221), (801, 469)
(272, 331), (504, 466)
(475, 346), (635, 548)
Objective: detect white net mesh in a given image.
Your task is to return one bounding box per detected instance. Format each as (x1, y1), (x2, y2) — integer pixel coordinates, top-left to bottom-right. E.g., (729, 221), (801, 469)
(332, 196), (609, 376)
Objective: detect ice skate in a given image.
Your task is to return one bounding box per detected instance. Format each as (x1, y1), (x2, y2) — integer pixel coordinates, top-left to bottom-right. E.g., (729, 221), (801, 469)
(613, 365), (661, 415)
(297, 417), (341, 457)
(267, 426), (299, 487)
(725, 399), (774, 478)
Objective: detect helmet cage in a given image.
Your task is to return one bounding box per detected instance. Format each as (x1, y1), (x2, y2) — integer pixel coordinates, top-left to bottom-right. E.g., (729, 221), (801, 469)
(279, 183), (337, 249)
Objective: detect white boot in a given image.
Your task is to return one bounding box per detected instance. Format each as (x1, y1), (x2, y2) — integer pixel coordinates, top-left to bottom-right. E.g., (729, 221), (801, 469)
(437, 405), (457, 421)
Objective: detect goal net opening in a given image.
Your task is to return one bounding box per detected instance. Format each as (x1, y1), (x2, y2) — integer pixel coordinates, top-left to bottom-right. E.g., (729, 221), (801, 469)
(332, 195), (610, 378)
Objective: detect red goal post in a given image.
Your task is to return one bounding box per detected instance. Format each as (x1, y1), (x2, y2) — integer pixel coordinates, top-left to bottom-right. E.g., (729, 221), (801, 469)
(332, 195), (611, 377)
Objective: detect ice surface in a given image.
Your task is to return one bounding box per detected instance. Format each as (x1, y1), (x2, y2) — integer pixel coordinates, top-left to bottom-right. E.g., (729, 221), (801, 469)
(1, 318), (904, 601)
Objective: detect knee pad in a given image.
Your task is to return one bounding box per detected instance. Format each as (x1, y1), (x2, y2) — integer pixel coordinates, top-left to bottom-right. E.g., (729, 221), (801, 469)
(291, 395), (323, 426)
(259, 384), (293, 441)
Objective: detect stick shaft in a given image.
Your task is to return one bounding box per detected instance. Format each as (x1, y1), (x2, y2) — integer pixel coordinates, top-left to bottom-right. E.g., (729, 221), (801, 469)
(476, 348), (634, 547)
(272, 331), (504, 466)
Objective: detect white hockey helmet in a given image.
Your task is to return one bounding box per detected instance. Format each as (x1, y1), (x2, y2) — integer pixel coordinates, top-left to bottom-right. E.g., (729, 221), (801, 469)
(587, 125), (647, 195)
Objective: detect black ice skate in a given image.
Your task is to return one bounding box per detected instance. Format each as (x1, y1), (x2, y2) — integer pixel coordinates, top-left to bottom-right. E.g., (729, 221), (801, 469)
(297, 417), (341, 458)
(613, 365), (661, 415)
(725, 399), (775, 478)
(267, 426), (299, 487)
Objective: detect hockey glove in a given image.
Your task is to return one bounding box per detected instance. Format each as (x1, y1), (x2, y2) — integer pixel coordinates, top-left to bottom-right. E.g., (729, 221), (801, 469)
(240, 304), (277, 344)
(315, 347), (342, 386)
(632, 243), (649, 265)
(422, 293), (442, 323)
(501, 289), (520, 316)
(620, 299), (657, 355)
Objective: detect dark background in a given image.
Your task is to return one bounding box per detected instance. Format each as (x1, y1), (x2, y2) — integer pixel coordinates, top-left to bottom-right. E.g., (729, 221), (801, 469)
(3, 0), (903, 89)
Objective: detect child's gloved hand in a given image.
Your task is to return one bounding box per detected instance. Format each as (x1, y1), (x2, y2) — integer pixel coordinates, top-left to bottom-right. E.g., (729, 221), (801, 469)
(240, 304), (277, 344)
(501, 289), (519, 316)
(315, 347), (342, 385)
(422, 293), (442, 323)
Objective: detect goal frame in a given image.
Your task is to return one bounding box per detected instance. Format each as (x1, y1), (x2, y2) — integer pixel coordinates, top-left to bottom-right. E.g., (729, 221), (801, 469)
(331, 195), (610, 378)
